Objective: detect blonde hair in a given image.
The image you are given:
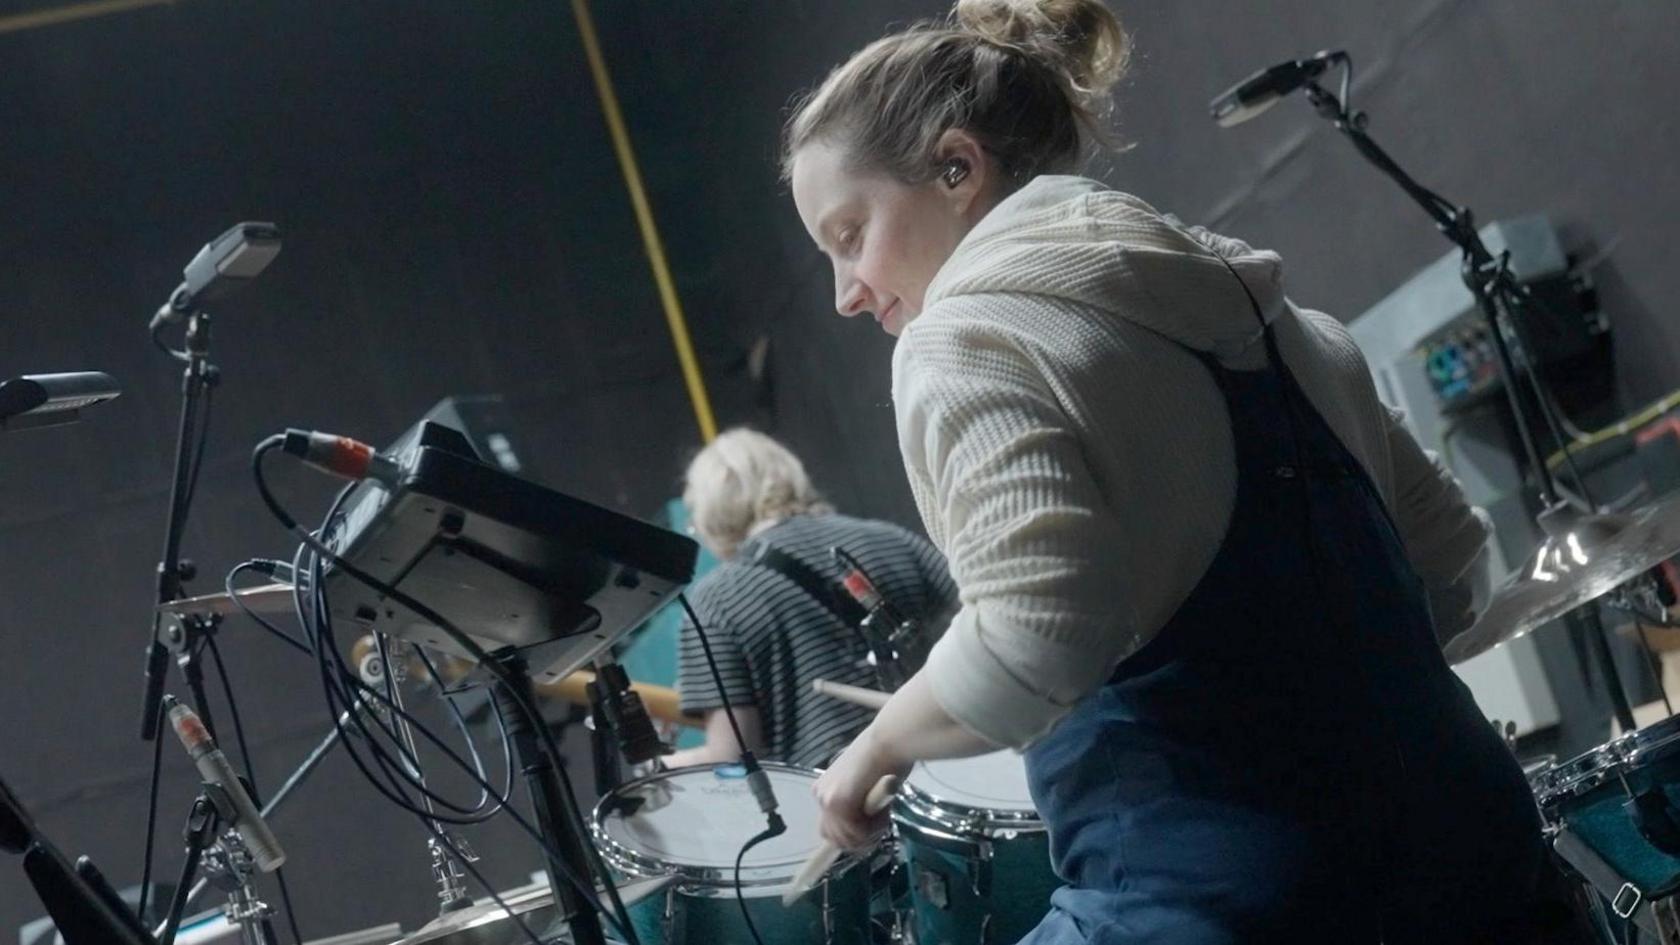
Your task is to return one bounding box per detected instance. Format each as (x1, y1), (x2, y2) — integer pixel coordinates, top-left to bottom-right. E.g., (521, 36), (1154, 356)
(781, 0), (1130, 187)
(683, 428), (833, 559)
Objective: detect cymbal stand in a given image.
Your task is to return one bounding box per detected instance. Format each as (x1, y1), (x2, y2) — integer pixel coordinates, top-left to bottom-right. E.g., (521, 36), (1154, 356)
(370, 633), (477, 915)
(1299, 75), (1638, 731)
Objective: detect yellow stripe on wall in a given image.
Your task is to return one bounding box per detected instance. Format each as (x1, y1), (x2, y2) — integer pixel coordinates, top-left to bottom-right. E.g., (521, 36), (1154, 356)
(570, 0), (719, 443)
(0, 0), (173, 36)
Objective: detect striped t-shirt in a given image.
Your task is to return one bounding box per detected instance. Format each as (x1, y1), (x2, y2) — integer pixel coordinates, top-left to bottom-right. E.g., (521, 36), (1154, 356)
(677, 514), (958, 768)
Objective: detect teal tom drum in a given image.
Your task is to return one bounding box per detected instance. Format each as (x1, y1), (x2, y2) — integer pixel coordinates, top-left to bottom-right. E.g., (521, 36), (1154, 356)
(892, 750), (1057, 945)
(592, 763), (871, 945)
(1532, 713), (1680, 930)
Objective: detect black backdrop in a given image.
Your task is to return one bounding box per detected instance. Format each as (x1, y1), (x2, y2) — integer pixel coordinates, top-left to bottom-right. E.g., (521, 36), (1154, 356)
(3, 0), (1679, 938)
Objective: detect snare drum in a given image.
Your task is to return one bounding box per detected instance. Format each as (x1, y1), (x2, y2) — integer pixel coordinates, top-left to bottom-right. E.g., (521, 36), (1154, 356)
(892, 750), (1057, 945)
(592, 763), (870, 945)
(1533, 715), (1680, 917)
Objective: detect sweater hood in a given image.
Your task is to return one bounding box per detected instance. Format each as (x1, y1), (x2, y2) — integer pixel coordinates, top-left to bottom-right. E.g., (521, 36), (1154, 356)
(922, 176), (1286, 359)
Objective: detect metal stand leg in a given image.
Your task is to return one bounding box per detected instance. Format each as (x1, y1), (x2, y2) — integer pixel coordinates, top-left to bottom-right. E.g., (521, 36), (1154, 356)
(1655, 897), (1680, 944)
(489, 650), (606, 945)
(1578, 607), (1639, 733)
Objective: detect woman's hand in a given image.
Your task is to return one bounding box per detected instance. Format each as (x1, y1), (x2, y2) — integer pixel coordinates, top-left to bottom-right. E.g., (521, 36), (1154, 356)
(813, 725), (911, 850)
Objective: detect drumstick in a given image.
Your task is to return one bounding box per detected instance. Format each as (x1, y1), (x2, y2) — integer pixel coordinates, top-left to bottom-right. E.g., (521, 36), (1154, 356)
(811, 678), (891, 711)
(780, 774), (900, 907)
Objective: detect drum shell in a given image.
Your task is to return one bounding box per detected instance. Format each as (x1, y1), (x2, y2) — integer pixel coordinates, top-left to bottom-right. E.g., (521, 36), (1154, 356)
(592, 763), (872, 945)
(1536, 717), (1680, 899)
(892, 783), (1057, 945)
(618, 868), (868, 945)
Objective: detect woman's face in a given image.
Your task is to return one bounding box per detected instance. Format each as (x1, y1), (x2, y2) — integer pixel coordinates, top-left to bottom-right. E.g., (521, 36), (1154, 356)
(791, 141), (976, 337)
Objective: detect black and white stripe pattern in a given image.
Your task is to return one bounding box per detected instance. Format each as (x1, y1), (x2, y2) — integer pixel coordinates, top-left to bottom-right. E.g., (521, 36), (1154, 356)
(678, 513), (958, 768)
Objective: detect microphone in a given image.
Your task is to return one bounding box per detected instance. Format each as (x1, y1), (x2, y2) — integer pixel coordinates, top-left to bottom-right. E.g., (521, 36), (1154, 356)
(588, 662), (669, 766)
(1209, 50), (1344, 127)
(279, 428), (401, 485)
(163, 696), (286, 872)
(150, 222), (281, 332)
(0, 372), (121, 432)
(832, 547), (929, 687)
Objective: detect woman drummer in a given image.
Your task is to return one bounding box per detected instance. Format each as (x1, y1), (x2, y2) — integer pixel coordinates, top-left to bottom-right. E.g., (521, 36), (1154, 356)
(782, 0), (1548, 940)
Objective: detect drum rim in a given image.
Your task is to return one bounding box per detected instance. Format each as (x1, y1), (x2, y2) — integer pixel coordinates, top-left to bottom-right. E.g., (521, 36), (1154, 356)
(1534, 714), (1680, 805)
(590, 761), (854, 888)
(893, 780), (1045, 837)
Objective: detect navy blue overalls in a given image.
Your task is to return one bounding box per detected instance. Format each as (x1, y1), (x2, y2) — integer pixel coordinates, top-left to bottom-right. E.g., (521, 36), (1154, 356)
(1018, 295), (1546, 943)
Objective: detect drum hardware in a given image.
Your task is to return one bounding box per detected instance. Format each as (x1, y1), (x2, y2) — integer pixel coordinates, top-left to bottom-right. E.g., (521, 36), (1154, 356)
(164, 699), (374, 930)
(367, 632), (479, 916)
(158, 583), (296, 619)
(346, 634), (703, 731)
(158, 784), (276, 945)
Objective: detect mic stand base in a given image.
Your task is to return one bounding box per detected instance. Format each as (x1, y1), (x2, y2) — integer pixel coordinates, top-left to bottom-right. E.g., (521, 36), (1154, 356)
(488, 650), (607, 945)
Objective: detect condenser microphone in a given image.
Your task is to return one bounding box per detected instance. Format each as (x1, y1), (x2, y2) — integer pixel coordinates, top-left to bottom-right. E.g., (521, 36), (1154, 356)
(150, 222), (281, 331)
(589, 662), (669, 766)
(1209, 50), (1345, 127)
(164, 696), (286, 872)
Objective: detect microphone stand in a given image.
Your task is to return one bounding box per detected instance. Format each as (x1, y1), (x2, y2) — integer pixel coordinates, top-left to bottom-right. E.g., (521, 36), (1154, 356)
(164, 702), (364, 927)
(141, 308), (222, 743)
(157, 787), (276, 945)
(1297, 77), (1637, 731)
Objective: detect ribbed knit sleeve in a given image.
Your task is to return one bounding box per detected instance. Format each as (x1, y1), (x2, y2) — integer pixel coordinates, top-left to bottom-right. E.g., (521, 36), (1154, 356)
(893, 315), (1138, 749)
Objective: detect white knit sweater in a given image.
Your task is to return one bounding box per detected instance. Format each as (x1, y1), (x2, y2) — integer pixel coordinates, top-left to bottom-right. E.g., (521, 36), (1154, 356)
(893, 176), (1490, 749)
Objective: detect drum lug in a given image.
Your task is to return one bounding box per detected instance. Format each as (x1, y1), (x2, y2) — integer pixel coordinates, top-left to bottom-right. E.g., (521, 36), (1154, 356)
(912, 862), (950, 910)
(821, 875), (835, 945)
(967, 840), (993, 898)
(662, 885), (682, 943)
(979, 912), (993, 945)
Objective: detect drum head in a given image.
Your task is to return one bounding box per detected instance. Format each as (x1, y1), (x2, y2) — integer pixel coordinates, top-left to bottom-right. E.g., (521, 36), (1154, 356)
(904, 749), (1037, 817)
(593, 763), (824, 886)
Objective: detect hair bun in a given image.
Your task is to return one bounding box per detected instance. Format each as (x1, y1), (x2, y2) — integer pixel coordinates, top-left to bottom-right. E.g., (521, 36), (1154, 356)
(954, 0), (1130, 112)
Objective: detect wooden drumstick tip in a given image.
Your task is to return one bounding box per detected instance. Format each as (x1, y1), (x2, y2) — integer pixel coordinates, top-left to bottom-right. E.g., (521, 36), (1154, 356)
(810, 678), (891, 711)
(779, 774), (900, 907)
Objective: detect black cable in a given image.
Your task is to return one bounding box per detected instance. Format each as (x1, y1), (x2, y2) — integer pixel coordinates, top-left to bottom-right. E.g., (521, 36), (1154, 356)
(675, 594), (754, 755)
(414, 645), (505, 812)
(205, 635), (304, 945)
(137, 699), (165, 924)
(680, 587), (785, 945)
(225, 560), (311, 655)
(253, 445), (638, 943)
(732, 821), (783, 945)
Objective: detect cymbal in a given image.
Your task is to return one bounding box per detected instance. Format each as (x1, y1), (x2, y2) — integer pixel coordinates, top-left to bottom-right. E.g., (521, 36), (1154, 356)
(156, 582), (294, 618)
(1446, 495), (1680, 664)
